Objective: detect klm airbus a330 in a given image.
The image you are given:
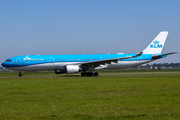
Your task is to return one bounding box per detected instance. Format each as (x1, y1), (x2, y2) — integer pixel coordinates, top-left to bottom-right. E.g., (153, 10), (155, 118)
(1, 31), (177, 77)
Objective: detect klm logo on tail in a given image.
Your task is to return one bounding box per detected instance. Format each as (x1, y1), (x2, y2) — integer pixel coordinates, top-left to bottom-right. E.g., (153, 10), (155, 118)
(150, 40), (162, 48)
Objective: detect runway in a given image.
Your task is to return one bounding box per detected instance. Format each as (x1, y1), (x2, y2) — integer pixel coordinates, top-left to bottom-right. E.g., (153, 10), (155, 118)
(1, 73), (180, 78)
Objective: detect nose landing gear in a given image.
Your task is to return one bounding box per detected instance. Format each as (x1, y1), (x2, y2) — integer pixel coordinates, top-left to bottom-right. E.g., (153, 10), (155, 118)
(19, 71), (22, 77)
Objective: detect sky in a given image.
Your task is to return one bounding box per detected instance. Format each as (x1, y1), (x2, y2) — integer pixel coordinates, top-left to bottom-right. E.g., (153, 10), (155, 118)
(0, 0), (179, 65)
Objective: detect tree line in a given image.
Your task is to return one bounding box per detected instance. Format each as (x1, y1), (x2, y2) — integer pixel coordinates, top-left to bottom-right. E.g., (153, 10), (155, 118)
(140, 63), (180, 68)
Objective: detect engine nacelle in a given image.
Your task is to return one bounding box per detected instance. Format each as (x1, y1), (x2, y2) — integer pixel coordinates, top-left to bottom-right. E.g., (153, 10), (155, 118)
(66, 65), (80, 74)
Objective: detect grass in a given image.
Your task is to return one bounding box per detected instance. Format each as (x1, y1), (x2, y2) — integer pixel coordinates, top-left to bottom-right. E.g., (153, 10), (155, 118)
(0, 72), (180, 119)
(1, 69), (180, 77)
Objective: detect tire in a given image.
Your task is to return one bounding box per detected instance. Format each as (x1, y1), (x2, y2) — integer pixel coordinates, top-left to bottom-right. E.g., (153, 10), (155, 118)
(94, 72), (98, 76)
(87, 72), (93, 76)
(81, 72), (86, 76)
(19, 74), (22, 77)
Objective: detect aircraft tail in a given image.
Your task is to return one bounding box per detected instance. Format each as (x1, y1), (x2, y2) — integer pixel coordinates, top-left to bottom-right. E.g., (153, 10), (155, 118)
(142, 31), (169, 54)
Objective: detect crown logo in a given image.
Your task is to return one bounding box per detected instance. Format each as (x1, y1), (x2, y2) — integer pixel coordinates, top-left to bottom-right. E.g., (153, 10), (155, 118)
(24, 57), (31, 60)
(153, 40), (159, 44)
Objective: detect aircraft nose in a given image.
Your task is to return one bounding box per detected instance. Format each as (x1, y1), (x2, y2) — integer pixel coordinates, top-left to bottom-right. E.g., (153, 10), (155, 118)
(1, 62), (6, 67)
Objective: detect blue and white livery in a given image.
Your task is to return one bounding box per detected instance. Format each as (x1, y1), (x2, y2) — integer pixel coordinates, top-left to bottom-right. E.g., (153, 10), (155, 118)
(1, 31), (177, 77)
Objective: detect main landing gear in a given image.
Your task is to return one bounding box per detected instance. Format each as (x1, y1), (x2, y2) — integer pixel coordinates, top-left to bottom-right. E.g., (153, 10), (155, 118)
(81, 72), (98, 77)
(19, 71), (22, 77)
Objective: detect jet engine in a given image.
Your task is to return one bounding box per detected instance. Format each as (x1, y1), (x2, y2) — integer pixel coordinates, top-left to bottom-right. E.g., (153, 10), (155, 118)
(55, 65), (80, 74)
(66, 65), (80, 74)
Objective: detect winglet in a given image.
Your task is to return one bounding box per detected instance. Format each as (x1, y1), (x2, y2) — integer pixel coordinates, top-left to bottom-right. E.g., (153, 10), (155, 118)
(134, 52), (143, 57)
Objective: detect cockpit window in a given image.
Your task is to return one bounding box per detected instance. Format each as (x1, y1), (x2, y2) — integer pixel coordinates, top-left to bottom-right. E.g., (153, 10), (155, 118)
(6, 60), (11, 62)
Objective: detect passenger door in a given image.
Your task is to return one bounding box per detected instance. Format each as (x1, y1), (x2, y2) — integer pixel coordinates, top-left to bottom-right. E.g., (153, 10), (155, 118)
(50, 57), (54, 64)
(16, 57), (21, 65)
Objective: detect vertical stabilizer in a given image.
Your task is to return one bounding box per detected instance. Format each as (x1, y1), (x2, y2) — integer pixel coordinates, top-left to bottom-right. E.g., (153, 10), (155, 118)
(143, 31), (168, 54)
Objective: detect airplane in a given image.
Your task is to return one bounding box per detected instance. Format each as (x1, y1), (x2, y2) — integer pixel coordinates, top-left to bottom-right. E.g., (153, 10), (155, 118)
(1, 31), (177, 77)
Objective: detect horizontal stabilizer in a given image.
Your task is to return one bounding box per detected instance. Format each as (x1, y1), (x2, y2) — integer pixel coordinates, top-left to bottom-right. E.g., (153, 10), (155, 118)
(152, 52), (178, 60)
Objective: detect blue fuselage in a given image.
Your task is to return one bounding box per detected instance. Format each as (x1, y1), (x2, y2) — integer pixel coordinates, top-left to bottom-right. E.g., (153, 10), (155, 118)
(1, 53), (165, 71)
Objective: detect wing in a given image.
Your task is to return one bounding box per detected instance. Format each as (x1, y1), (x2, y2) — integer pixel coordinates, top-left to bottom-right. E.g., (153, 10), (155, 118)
(81, 52), (143, 67)
(152, 52), (178, 60)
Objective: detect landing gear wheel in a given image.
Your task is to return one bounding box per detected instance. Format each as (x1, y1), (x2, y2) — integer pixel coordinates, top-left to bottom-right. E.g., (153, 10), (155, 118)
(93, 72), (98, 76)
(81, 72), (86, 76)
(19, 73), (22, 77)
(86, 72), (93, 76)
(18, 70), (22, 77)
